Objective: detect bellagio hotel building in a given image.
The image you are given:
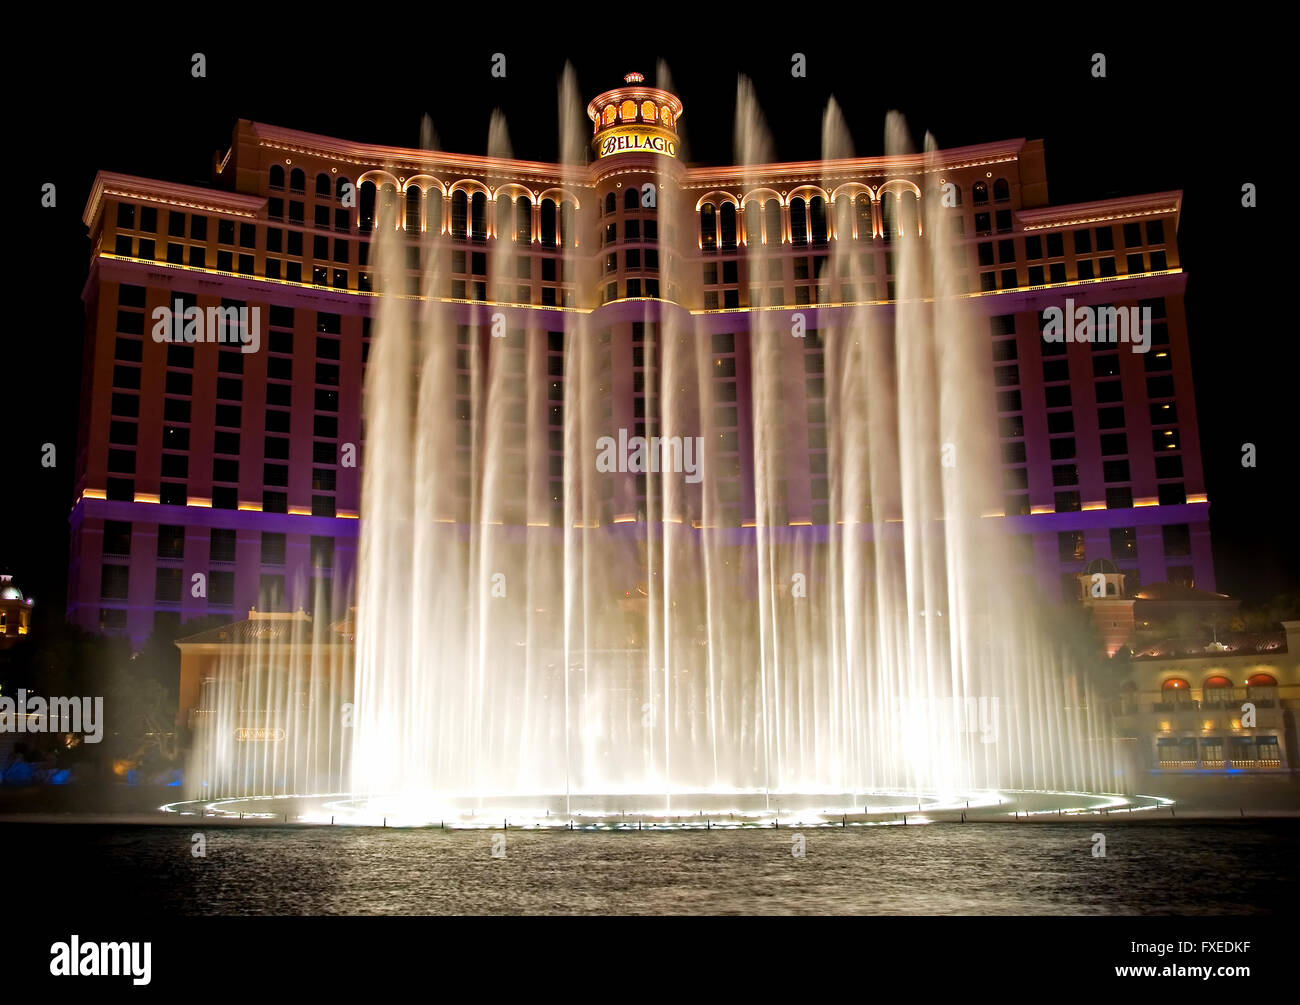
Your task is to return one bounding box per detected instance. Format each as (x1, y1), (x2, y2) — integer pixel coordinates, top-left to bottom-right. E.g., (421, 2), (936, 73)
(70, 74), (1212, 645)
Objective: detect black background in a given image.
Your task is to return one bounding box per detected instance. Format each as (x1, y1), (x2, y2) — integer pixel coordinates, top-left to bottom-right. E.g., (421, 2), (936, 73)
(7, 25), (1292, 619)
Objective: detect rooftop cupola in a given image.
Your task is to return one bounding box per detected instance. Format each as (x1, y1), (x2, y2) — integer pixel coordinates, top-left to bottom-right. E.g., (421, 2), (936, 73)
(587, 73), (683, 160)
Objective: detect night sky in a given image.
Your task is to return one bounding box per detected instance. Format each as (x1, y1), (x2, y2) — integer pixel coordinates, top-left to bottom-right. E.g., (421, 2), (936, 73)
(9, 29), (1291, 616)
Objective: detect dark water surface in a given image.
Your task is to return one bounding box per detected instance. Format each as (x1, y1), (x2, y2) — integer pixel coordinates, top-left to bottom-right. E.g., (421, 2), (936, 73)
(8, 821), (1295, 915)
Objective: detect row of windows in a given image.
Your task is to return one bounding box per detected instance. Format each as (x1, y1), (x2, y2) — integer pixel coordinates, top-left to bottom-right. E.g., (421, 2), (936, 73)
(101, 522), (335, 564)
(267, 166), (349, 198)
(594, 99), (676, 129)
(97, 477), (340, 515)
(112, 205), (1172, 308)
(605, 188), (652, 214)
(603, 279), (662, 302)
(95, 573), (338, 631)
(100, 565), (332, 607)
(1057, 524), (1191, 562)
(983, 221), (1167, 264)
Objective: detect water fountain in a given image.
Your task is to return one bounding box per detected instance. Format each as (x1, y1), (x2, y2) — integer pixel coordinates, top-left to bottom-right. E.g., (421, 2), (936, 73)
(180, 68), (1131, 825)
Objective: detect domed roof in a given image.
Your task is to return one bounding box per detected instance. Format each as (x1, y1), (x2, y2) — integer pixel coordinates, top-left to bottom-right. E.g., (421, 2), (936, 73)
(1082, 558), (1120, 576)
(0, 575), (23, 602)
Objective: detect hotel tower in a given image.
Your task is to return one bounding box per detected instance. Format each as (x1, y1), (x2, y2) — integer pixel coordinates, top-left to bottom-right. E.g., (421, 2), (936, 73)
(71, 74), (1211, 646)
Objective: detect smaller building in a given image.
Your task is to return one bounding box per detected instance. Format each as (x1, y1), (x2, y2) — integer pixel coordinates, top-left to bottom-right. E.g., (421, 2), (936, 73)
(175, 608), (354, 730)
(1078, 562), (1240, 659)
(0, 575), (33, 648)
(175, 608), (354, 797)
(1112, 620), (1297, 776)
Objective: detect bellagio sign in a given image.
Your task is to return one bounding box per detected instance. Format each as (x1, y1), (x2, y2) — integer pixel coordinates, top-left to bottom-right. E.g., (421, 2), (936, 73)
(597, 125), (678, 159)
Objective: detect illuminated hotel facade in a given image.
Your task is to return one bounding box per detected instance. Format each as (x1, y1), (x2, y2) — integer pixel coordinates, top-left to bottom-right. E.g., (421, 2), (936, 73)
(71, 74), (1211, 646)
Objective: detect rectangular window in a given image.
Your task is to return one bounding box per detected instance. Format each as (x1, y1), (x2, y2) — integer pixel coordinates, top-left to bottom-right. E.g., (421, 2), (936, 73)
(1052, 464), (1079, 487)
(1058, 530), (1085, 562)
(1155, 455), (1183, 479)
(1054, 491), (1081, 513)
(1109, 527), (1137, 557)
(155, 567), (183, 603)
(1049, 437), (1076, 460)
(261, 532), (287, 565)
(1045, 385), (1072, 408)
(1158, 483), (1187, 505)
(1100, 432), (1129, 456)
(102, 520), (132, 556)
(210, 528), (237, 563)
(1103, 459), (1131, 483)
(310, 535), (335, 568)
(1162, 524), (1191, 557)
(99, 565), (130, 600)
(208, 570), (235, 606)
(1106, 486), (1134, 509)
(1047, 411), (1074, 434)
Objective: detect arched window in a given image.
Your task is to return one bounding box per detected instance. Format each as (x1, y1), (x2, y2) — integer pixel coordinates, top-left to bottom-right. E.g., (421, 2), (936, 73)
(744, 202), (761, 245)
(336, 176), (351, 201)
(1246, 673), (1277, 687)
(1161, 677), (1192, 704)
(290, 168), (306, 193)
(426, 191), (443, 234)
(451, 191), (469, 238)
(560, 202), (576, 248)
(899, 192), (920, 236)
(316, 173), (332, 197)
(641, 100), (656, 121)
(496, 194), (512, 239)
(809, 197), (827, 245)
(972, 181), (988, 205)
(789, 198), (808, 245)
(540, 198), (557, 247)
(660, 106), (673, 128)
(470, 192), (488, 241)
(603, 106), (617, 126)
(621, 100), (637, 121)
(946, 184), (963, 207)
(993, 178), (1010, 202)
(605, 192), (616, 215)
(516, 199), (531, 243)
(1203, 675), (1233, 704)
(720, 203), (737, 250)
(625, 187), (639, 211)
(764, 199), (781, 245)
(358, 180), (377, 231)
(407, 187), (423, 232)
(855, 194), (872, 240)
(834, 197), (852, 241)
(700, 204), (717, 250)
(269, 165), (285, 189)
(880, 191), (898, 239)
(378, 183), (398, 230)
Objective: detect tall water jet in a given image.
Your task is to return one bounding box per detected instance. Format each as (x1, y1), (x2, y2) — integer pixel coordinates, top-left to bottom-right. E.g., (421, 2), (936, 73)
(194, 70), (1128, 813)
